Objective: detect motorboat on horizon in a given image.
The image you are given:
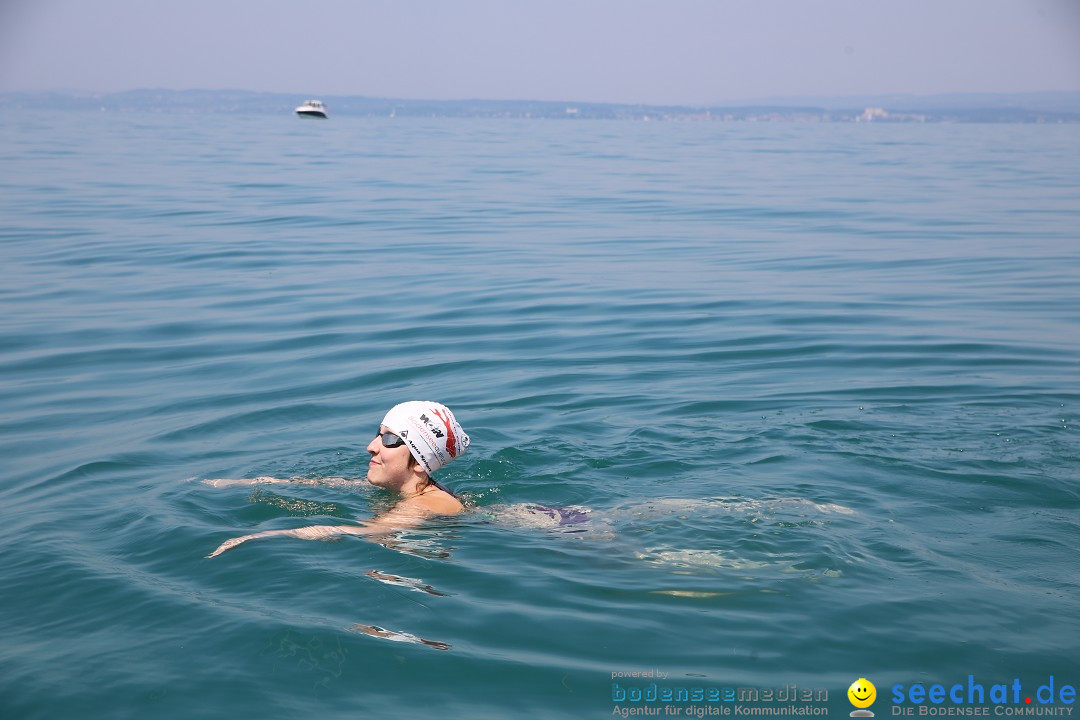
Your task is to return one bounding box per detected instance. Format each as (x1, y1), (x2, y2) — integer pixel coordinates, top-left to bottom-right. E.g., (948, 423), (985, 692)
(294, 99), (328, 119)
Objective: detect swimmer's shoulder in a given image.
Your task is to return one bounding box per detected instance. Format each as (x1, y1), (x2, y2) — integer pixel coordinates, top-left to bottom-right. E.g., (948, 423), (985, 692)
(424, 479), (464, 514)
(420, 489), (465, 514)
(399, 486), (464, 515)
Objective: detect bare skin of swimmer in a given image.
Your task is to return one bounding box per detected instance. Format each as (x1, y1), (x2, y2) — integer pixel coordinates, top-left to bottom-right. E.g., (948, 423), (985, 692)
(207, 425), (463, 557)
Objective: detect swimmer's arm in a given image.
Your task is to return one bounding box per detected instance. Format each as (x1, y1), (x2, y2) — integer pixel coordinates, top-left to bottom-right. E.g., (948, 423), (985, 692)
(207, 523), (376, 557)
(202, 476), (356, 488)
(207, 508), (428, 558)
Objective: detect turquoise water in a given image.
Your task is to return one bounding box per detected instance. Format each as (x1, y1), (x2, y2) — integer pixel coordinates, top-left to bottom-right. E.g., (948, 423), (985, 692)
(1, 113), (1078, 719)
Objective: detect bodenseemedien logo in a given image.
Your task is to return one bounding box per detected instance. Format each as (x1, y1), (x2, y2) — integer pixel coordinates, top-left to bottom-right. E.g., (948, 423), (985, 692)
(849, 678), (877, 717)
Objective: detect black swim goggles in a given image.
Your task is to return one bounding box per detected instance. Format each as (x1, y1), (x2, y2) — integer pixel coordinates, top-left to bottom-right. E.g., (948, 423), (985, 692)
(374, 430), (406, 449)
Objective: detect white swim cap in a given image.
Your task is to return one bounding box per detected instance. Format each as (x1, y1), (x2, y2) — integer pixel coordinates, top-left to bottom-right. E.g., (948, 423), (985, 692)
(381, 401), (470, 474)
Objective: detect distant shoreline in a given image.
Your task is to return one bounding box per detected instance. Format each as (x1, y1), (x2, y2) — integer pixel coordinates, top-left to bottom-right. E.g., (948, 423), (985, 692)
(5, 89), (1080, 123)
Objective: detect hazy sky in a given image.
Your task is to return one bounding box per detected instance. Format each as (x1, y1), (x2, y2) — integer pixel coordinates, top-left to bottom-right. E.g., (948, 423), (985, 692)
(2, 0), (1078, 104)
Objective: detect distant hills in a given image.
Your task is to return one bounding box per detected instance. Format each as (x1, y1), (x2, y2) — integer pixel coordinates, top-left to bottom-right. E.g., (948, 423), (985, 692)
(5, 89), (1080, 122)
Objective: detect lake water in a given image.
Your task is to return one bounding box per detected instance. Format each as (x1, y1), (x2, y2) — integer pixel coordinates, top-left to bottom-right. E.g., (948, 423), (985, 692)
(1, 112), (1078, 719)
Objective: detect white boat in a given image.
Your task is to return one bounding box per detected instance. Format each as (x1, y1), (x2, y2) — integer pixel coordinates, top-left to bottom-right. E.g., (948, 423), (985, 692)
(295, 100), (328, 119)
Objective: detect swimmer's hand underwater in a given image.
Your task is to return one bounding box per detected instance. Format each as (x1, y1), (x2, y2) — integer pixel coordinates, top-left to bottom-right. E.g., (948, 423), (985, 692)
(202, 476), (359, 488)
(207, 506), (434, 558)
(208, 523), (371, 557)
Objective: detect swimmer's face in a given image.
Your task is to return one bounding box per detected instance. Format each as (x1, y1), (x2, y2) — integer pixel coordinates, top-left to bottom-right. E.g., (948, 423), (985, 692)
(366, 425), (415, 489)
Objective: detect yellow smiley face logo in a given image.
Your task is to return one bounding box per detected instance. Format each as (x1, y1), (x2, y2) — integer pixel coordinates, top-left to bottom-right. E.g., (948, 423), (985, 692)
(848, 678), (876, 708)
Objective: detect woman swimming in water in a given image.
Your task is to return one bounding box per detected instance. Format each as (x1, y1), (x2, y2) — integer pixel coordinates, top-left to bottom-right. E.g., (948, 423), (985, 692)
(208, 401), (469, 557)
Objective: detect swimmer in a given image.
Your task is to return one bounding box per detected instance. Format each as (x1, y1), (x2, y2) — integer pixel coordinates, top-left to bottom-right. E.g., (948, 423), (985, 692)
(208, 401), (469, 557)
